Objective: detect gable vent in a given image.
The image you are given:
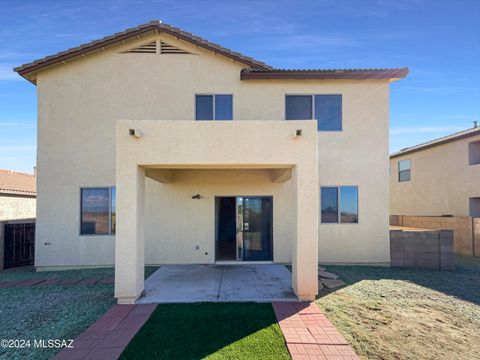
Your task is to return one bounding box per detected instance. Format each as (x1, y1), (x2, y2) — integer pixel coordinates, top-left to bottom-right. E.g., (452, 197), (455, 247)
(122, 40), (192, 55)
(160, 41), (191, 54)
(123, 41), (157, 54)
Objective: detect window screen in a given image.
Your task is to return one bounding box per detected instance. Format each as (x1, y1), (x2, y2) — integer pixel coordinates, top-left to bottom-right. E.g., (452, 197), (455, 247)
(315, 95), (342, 131)
(286, 95), (313, 120)
(321, 187), (338, 223)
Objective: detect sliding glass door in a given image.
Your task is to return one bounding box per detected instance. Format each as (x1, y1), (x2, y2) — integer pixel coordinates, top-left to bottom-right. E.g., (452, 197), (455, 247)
(236, 197), (272, 261)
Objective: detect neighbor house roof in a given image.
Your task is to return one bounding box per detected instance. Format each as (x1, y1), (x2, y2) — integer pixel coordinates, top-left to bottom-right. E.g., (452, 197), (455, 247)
(390, 125), (480, 158)
(14, 20), (408, 84)
(241, 68), (409, 80)
(0, 169), (36, 196)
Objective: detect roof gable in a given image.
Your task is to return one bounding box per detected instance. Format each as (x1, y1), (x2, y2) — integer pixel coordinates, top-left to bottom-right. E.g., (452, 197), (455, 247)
(14, 20), (272, 83)
(14, 21), (409, 84)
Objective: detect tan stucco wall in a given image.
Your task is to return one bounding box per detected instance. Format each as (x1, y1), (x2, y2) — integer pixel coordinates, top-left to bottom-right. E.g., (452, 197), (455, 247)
(390, 134), (480, 217)
(144, 169), (294, 264)
(35, 31), (391, 268)
(0, 194), (36, 221)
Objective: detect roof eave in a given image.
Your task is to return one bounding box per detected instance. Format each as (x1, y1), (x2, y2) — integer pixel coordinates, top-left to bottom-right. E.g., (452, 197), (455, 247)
(240, 68), (409, 80)
(390, 128), (480, 158)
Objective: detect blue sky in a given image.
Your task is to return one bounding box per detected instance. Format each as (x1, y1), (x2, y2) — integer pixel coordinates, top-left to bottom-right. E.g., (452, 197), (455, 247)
(0, 0), (479, 173)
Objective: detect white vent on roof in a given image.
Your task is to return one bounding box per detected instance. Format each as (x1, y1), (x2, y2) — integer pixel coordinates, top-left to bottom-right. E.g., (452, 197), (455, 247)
(159, 41), (191, 54)
(122, 41), (157, 54)
(122, 40), (192, 55)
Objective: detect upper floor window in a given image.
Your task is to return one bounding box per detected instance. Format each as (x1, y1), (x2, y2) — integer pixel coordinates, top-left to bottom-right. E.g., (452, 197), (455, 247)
(468, 140), (480, 165)
(398, 159), (411, 182)
(80, 187), (116, 235)
(321, 186), (358, 224)
(195, 94), (233, 120)
(285, 94), (342, 131)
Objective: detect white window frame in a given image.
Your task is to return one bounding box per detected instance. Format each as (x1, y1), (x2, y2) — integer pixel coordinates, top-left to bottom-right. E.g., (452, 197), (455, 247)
(398, 159), (411, 182)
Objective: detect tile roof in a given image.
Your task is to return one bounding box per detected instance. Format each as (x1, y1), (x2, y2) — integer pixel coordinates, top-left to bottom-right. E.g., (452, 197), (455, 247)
(241, 68), (409, 80)
(390, 125), (480, 158)
(14, 20), (272, 83)
(0, 169), (36, 195)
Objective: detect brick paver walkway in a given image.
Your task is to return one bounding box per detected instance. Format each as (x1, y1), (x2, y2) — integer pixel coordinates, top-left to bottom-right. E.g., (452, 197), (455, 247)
(273, 302), (359, 360)
(53, 304), (156, 360)
(0, 276), (114, 289)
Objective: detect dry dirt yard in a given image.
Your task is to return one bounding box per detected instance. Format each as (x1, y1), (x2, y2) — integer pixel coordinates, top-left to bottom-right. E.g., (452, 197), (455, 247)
(317, 256), (480, 360)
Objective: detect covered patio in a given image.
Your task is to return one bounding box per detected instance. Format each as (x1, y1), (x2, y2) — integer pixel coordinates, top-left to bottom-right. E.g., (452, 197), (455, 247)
(137, 264), (296, 303)
(114, 119), (319, 304)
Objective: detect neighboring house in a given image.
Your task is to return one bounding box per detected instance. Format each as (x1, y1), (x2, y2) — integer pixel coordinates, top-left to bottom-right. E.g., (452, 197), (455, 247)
(390, 124), (480, 217)
(0, 169), (36, 221)
(14, 21), (407, 303)
(0, 169), (36, 270)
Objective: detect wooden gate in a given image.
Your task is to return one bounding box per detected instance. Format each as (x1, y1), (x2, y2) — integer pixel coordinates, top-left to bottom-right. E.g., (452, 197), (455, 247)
(4, 222), (35, 269)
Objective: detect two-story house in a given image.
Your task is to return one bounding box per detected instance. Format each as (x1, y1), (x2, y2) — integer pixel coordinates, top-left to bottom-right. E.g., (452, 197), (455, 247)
(390, 124), (480, 217)
(15, 21), (407, 303)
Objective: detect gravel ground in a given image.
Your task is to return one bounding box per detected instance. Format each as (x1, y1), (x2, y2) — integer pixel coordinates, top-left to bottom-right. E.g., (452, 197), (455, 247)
(0, 266), (159, 360)
(317, 255), (480, 360)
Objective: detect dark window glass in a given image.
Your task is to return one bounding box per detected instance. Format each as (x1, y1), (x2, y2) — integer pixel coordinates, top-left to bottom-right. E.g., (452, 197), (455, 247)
(398, 159), (411, 182)
(286, 95), (312, 120)
(111, 187), (116, 234)
(321, 187), (338, 223)
(469, 197), (480, 217)
(398, 170), (411, 182)
(340, 186), (358, 223)
(469, 140), (480, 165)
(81, 188), (110, 235)
(215, 95), (233, 120)
(195, 95), (213, 120)
(315, 95), (342, 131)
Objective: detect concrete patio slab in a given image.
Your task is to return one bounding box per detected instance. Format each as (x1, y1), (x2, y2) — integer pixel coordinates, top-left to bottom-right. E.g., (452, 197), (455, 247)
(137, 264), (297, 303)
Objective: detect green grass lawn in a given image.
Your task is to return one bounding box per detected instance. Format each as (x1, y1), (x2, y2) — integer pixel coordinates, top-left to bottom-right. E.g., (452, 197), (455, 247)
(317, 255), (480, 360)
(120, 303), (291, 360)
(0, 266), (158, 360)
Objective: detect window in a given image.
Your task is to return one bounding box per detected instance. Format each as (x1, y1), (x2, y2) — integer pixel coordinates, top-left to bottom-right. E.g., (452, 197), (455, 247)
(398, 159), (411, 182)
(80, 187), (116, 235)
(286, 94), (342, 131)
(470, 197), (480, 217)
(321, 186), (358, 223)
(469, 140), (480, 165)
(286, 95), (312, 120)
(195, 94), (232, 120)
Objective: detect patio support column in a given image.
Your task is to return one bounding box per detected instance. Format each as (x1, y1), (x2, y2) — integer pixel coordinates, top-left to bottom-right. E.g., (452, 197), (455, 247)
(115, 164), (145, 304)
(292, 163), (319, 301)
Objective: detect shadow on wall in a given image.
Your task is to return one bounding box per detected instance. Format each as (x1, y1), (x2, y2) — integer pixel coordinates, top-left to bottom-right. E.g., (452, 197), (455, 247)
(318, 255), (480, 306)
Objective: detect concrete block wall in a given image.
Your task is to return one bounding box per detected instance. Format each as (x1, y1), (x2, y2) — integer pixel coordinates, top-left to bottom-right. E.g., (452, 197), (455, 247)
(391, 215), (475, 256)
(475, 218), (480, 256)
(390, 229), (455, 270)
(0, 221), (4, 271)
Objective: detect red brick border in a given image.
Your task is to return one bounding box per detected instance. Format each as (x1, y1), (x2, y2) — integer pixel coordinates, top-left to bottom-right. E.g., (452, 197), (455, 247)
(53, 304), (156, 360)
(273, 302), (359, 360)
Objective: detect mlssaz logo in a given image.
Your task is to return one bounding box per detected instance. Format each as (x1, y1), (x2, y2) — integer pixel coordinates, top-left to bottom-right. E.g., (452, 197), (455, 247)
(34, 339), (74, 348)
